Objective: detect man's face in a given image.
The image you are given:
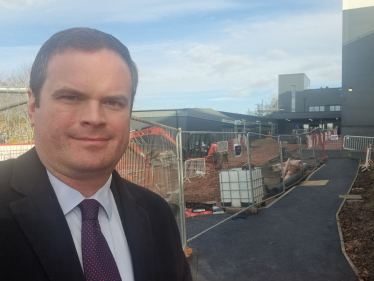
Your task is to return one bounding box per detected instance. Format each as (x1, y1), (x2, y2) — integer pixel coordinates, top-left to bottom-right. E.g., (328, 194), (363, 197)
(28, 48), (132, 178)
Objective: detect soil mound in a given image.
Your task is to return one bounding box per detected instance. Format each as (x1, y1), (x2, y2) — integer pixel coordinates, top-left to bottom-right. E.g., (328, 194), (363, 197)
(251, 138), (278, 146)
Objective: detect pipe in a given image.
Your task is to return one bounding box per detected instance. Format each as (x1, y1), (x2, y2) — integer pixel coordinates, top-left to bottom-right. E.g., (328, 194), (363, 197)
(271, 163), (310, 195)
(0, 87), (27, 94)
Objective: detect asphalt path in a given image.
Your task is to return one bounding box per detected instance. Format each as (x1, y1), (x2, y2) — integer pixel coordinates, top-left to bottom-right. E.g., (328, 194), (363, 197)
(188, 158), (359, 281)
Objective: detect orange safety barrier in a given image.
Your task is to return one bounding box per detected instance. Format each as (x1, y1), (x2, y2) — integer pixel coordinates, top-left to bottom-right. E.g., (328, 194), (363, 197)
(204, 154), (216, 173)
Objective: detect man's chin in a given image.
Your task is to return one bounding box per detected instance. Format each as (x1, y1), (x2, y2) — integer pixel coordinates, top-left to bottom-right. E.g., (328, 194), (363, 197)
(68, 159), (115, 173)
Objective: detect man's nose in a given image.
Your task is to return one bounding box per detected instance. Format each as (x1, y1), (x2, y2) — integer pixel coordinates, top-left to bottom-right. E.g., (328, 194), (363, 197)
(80, 101), (106, 127)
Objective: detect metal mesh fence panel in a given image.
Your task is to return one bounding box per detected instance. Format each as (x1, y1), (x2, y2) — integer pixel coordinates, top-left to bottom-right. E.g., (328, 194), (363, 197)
(0, 92), (34, 160)
(0, 92), (33, 145)
(184, 158), (205, 180)
(343, 135), (374, 151)
(115, 118), (180, 200)
(0, 143), (35, 161)
(217, 141), (228, 152)
(180, 131), (269, 242)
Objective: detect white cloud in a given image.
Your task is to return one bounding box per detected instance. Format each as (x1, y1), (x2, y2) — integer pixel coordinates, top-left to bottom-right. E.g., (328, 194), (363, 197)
(0, 0), (47, 7)
(0, 2), (343, 112)
(0, 0), (241, 24)
(130, 10), (342, 110)
(266, 49), (289, 60)
(210, 97), (244, 101)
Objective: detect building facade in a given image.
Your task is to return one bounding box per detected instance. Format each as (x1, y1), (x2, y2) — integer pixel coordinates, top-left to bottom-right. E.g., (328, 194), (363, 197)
(274, 1), (374, 136)
(342, 0), (374, 136)
(274, 73), (343, 134)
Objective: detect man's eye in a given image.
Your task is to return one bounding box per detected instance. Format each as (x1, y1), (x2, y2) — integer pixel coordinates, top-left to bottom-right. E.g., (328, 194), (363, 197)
(106, 101), (124, 108)
(62, 96), (78, 101)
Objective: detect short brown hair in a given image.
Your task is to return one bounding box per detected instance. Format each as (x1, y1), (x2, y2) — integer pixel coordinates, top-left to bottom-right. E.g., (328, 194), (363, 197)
(30, 27), (138, 108)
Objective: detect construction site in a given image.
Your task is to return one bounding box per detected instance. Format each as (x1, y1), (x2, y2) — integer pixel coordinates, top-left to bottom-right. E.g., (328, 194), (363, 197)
(3, 85), (374, 279)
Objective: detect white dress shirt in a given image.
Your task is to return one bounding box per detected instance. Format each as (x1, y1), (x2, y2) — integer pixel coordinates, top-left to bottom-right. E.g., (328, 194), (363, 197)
(47, 170), (135, 281)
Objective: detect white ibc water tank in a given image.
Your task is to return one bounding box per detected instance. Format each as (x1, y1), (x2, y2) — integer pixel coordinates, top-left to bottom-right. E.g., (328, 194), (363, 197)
(219, 168), (263, 208)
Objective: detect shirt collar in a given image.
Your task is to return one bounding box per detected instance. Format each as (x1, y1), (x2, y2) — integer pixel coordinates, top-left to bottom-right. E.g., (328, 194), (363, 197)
(47, 170), (113, 220)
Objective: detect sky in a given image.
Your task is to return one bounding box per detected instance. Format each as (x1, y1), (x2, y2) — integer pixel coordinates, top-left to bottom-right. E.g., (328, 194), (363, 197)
(0, 0), (343, 113)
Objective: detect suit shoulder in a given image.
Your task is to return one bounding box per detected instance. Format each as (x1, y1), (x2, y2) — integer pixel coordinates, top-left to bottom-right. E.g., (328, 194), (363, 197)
(0, 159), (16, 186)
(0, 159), (20, 211)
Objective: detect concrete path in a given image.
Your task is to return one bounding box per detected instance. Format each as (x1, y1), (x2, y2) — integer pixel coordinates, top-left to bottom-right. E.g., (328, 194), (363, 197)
(188, 158), (359, 281)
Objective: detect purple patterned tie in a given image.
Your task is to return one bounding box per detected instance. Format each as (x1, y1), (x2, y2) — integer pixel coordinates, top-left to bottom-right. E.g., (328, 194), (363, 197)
(79, 199), (122, 281)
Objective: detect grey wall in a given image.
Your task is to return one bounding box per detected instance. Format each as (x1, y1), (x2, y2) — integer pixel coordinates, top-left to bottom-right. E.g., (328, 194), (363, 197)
(278, 88), (343, 113)
(186, 116), (228, 132)
(341, 126), (374, 137)
(131, 115), (187, 130)
(278, 73), (310, 95)
(132, 109), (235, 133)
(342, 6), (374, 131)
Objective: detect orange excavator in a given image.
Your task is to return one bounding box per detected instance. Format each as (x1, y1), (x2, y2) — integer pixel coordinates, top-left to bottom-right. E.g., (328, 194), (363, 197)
(127, 126), (177, 165)
(130, 126), (176, 145)
(184, 133), (225, 169)
(128, 127), (224, 168)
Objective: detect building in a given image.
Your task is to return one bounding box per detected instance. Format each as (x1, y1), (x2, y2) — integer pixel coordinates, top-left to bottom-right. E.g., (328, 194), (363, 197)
(132, 108), (276, 136)
(274, 73), (343, 134)
(274, 1), (374, 136)
(342, 0), (374, 136)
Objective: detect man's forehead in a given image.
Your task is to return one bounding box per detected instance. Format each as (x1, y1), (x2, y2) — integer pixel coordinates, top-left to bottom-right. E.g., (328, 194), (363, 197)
(44, 48), (131, 78)
(47, 47), (128, 68)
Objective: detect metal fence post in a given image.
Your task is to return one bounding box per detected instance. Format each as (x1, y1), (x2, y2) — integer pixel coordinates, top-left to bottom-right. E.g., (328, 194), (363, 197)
(312, 134), (317, 166)
(298, 134), (304, 177)
(278, 136), (286, 194)
(246, 132), (255, 206)
(176, 129), (187, 249)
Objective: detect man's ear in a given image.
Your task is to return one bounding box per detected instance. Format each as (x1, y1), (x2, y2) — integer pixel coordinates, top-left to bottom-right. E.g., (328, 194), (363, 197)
(27, 89), (36, 126)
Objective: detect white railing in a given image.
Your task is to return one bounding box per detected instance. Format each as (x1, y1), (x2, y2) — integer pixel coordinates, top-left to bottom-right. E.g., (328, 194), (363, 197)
(184, 158), (205, 180)
(343, 135), (374, 151)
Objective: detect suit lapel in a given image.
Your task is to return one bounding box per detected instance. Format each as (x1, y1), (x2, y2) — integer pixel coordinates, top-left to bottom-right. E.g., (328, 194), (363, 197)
(9, 148), (85, 281)
(111, 172), (156, 281)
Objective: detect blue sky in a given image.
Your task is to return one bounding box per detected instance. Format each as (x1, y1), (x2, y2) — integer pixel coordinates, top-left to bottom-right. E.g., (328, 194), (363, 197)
(0, 0), (343, 113)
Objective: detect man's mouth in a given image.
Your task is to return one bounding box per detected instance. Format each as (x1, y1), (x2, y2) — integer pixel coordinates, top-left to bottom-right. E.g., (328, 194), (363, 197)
(73, 137), (110, 146)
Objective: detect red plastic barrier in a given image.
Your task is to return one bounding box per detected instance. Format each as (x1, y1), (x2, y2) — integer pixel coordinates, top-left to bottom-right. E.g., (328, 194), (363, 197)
(227, 139), (234, 151)
(240, 136), (246, 147)
(185, 210), (213, 217)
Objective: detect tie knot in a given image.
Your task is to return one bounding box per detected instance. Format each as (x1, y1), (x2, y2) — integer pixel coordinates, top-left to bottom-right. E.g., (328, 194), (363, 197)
(79, 199), (100, 221)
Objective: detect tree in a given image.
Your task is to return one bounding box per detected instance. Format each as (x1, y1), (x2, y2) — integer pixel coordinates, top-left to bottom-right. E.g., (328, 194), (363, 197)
(0, 64), (33, 144)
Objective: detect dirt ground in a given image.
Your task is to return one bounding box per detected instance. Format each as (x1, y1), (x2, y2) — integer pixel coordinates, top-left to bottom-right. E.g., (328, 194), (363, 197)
(339, 168), (374, 280)
(184, 138), (299, 206)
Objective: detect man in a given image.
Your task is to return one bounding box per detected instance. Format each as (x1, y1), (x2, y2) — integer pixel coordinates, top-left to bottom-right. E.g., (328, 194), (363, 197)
(0, 28), (192, 281)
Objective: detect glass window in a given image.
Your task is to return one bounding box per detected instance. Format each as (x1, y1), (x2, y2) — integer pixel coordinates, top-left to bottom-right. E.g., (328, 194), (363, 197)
(330, 105), (341, 111)
(320, 106), (325, 111)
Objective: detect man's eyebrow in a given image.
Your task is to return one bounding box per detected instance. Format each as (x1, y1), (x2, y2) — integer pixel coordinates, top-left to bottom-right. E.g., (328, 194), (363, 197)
(51, 87), (129, 104)
(51, 87), (87, 98)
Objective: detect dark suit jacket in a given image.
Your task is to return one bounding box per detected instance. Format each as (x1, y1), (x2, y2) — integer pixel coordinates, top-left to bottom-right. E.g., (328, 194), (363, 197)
(0, 148), (192, 281)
